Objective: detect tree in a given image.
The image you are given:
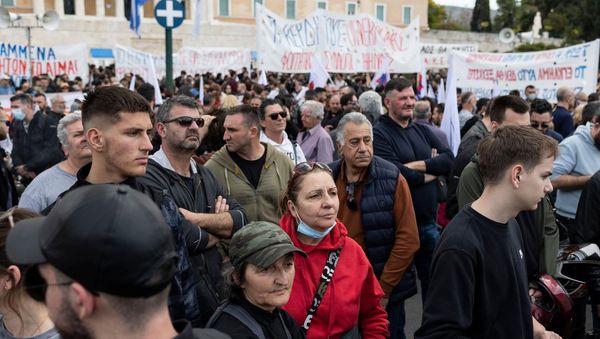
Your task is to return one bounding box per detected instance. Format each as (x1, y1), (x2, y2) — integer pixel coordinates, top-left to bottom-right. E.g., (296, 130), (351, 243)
(471, 0), (492, 32)
(494, 0), (517, 31)
(428, 0), (447, 29)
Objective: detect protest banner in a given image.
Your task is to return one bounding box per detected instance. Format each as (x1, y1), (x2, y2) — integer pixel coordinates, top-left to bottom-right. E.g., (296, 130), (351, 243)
(175, 47), (250, 75)
(449, 40), (600, 102)
(0, 42), (88, 85)
(114, 45), (166, 80)
(420, 43), (478, 68)
(255, 4), (420, 73)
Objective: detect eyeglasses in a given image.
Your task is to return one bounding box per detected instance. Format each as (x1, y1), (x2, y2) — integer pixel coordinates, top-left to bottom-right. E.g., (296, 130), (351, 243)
(531, 122), (550, 129)
(162, 116), (204, 128)
(345, 183), (357, 211)
(292, 162), (332, 177)
(268, 111), (287, 120)
(23, 266), (74, 303)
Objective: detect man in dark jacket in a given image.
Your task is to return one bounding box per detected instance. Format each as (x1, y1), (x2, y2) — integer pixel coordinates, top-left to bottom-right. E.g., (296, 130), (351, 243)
(330, 112), (419, 339)
(137, 95), (248, 325)
(10, 94), (63, 185)
(373, 78), (454, 305)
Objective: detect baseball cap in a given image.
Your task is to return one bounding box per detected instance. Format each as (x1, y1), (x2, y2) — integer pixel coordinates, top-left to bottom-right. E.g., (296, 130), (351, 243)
(229, 221), (306, 269)
(7, 184), (177, 298)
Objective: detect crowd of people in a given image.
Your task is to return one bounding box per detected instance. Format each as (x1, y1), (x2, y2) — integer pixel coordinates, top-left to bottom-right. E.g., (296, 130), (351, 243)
(0, 65), (599, 339)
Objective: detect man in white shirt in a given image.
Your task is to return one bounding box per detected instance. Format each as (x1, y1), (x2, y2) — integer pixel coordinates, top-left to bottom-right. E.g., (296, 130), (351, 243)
(259, 98), (306, 165)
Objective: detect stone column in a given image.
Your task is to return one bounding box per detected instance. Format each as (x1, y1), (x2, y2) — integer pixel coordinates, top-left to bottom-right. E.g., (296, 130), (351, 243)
(32, 0), (45, 15)
(75, 0), (85, 16)
(96, 0), (105, 17)
(115, 0), (124, 18)
(54, 0), (65, 17)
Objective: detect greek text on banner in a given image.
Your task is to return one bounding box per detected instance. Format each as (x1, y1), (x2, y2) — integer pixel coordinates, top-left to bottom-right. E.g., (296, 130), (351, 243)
(255, 4), (420, 73)
(449, 40), (599, 102)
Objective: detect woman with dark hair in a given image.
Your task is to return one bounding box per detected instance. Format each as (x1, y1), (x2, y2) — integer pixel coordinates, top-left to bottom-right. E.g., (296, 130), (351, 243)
(280, 162), (389, 339)
(0, 208), (59, 339)
(208, 221), (306, 339)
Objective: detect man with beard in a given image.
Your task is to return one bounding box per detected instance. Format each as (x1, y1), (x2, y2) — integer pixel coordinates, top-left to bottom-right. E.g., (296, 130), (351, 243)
(551, 101), (600, 240)
(6, 184), (229, 339)
(137, 96), (248, 325)
(373, 77), (453, 338)
(48, 95), (67, 122)
(19, 112), (91, 212)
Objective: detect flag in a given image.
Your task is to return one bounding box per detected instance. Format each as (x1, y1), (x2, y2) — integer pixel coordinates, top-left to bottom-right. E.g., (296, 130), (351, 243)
(258, 70), (268, 86)
(491, 80), (501, 98)
(129, 74), (136, 91)
(146, 54), (163, 105)
(370, 56), (391, 89)
(308, 53), (331, 89)
(199, 75), (204, 103)
(437, 78), (445, 104)
(427, 84), (435, 98)
(417, 58), (427, 98)
(129, 0), (148, 37)
(192, 0), (201, 38)
(440, 54), (461, 156)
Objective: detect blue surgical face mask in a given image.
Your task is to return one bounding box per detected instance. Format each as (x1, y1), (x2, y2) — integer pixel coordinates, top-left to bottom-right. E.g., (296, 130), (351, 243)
(293, 207), (336, 239)
(11, 108), (25, 121)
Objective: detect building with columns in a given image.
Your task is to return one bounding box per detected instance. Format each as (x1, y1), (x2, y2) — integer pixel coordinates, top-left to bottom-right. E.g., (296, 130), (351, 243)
(0, 0), (427, 61)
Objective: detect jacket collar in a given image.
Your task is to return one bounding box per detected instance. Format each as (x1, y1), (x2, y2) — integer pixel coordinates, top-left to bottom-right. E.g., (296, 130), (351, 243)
(150, 146), (198, 175)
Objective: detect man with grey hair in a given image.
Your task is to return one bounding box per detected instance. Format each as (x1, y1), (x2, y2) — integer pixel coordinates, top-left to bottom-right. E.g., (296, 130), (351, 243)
(553, 86), (576, 138)
(330, 112), (419, 339)
(49, 94), (66, 121)
(137, 95), (248, 325)
(358, 90), (383, 123)
(297, 100), (335, 163)
(19, 111), (91, 212)
(413, 100), (449, 149)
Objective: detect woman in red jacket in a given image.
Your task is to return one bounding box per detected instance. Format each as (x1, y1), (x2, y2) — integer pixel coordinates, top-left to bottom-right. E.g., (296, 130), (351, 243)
(280, 162), (389, 339)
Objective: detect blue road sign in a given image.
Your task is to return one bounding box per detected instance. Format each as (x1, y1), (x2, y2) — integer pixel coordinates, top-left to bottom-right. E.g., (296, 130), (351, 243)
(155, 0), (184, 29)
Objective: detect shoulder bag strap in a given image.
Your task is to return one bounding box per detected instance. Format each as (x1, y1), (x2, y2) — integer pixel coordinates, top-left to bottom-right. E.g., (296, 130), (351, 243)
(302, 247), (342, 331)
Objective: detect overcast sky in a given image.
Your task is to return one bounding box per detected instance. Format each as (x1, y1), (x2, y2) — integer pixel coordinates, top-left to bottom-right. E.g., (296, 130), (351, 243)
(433, 0), (499, 11)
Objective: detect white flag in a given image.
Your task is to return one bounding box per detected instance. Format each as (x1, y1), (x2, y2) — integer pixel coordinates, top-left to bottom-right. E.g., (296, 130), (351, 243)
(440, 55), (461, 156)
(146, 54), (163, 105)
(370, 55), (391, 90)
(199, 75), (204, 103)
(427, 84), (435, 98)
(129, 74), (136, 91)
(437, 78), (446, 104)
(192, 0), (201, 38)
(308, 54), (331, 89)
(491, 80), (501, 98)
(418, 58), (427, 98)
(258, 70), (268, 86)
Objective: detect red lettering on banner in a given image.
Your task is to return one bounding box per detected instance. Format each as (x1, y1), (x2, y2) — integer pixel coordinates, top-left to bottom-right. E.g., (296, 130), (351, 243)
(324, 52), (353, 70)
(495, 69), (517, 81)
(467, 68), (494, 80)
(538, 67), (573, 80)
(281, 52), (312, 72)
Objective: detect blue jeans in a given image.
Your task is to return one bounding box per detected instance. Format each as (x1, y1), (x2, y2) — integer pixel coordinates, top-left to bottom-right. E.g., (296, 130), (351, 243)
(386, 299), (406, 339)
(414, 223), (441, 303)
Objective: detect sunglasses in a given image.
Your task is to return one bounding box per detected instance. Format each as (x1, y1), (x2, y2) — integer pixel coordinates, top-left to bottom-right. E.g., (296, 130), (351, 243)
(292, 162), (332, 177)
(268, 111), (287, 120)
(162, 116), (205, 128)
(23, 266), (74, 303)
(345, 183), (357, 211)
(531, 122), (550, 129)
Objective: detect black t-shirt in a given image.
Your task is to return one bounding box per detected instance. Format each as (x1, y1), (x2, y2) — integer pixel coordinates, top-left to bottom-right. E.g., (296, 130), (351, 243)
(179, 173), (195, 194)
(416, 206), (533, 339)
(229, 149), (267, 189)
(210, 298), (305, 339)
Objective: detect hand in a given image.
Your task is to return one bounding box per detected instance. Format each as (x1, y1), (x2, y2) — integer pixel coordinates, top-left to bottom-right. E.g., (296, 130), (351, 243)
(404, 161), (419, 170)
(207, 234), (219, 248)
(431, 148), (438, 158)
(529, 288), (542, 300)
(534, 330), (561, 339)
(380, 297), (389, 309)
(192, 152), (214, 166)
(214, 196), (230, 213)
(178, 207), (194, 222)
(424, 173), (437, 183)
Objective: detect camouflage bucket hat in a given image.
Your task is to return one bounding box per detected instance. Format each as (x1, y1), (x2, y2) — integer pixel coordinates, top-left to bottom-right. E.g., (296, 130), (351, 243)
(229, 221), (306, 269)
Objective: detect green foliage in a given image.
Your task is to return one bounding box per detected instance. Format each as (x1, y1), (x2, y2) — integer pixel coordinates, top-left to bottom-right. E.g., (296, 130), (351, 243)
(494, 0), (517, 31)
(471, 0), (492, 32)
(514, 42), (558, 52)
(428, 0), (447, 29)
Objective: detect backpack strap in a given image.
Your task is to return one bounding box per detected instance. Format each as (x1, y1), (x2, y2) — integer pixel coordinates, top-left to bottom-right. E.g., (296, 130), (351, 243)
(206, 301), (266, 339)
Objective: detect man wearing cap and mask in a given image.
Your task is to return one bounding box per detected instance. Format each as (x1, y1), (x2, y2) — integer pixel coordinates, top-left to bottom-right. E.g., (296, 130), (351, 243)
(10, 94), (63, 185)
(6, 184), (229, 339)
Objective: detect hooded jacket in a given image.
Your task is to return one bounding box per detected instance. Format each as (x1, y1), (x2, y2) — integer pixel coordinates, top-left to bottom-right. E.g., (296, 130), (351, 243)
(279, 213), (389, 339)
(551, 123), (600, 219)
(205, 143), (293, 224)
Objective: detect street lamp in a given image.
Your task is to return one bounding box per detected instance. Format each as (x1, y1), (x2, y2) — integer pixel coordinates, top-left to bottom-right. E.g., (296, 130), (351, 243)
(0, 7), (59, 81)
